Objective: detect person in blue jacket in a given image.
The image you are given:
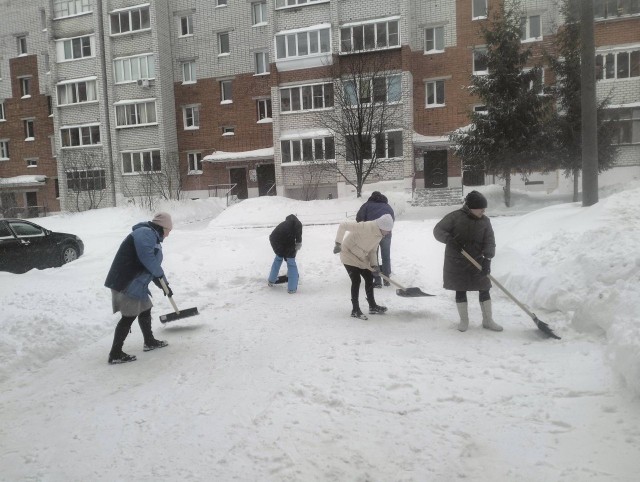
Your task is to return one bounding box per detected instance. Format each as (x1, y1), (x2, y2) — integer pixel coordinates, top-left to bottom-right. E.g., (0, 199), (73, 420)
(356, 191), (395, 288)
(104, 212), (173, 364)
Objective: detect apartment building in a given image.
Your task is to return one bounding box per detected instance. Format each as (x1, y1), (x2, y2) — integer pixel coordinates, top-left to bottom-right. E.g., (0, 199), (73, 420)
(0, 0), (638, 215)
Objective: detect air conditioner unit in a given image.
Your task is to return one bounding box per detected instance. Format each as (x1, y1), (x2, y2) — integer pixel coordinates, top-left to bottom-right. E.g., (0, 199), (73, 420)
(137, 79), (150, 88)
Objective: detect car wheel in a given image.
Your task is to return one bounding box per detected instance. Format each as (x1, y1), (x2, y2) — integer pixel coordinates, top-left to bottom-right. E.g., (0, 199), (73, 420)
(61, 244), (79, 264)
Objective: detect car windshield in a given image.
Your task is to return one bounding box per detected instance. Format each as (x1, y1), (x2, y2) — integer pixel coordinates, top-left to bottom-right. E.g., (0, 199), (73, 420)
(9, 222), (44, 237)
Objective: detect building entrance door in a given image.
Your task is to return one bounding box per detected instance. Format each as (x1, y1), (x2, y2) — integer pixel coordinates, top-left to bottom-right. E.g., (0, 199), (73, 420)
(424, 150), (448, 188)
(256, 164), (276, 196)
(229, 168), (248, 200)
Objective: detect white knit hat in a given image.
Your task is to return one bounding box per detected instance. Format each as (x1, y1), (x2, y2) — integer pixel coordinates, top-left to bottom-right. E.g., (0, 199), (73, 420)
(375, 214), (394, 231)
(152, 212), (173, 230)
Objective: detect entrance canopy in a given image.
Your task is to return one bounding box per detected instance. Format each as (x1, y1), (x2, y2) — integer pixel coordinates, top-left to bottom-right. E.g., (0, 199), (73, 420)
(0, 175), (47, 188)
(203, 147), (274, 163)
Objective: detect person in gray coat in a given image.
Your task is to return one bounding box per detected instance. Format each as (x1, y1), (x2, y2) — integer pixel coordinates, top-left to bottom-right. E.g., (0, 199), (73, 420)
(433, 191), (502, 332)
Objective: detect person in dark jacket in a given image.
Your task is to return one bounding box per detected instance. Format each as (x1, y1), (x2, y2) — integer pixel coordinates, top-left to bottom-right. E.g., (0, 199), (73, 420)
(104, 212), (173, 364)
(433, 191), (502, 332)
(268, 214), (302, 294)
(356, 191), (395, 288)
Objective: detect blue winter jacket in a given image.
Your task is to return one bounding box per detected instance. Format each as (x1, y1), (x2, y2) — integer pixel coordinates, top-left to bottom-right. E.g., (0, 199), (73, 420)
(104, 222), (166, 300)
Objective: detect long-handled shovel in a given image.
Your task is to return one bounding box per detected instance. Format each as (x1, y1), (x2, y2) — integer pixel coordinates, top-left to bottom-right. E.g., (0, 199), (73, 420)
(158, 278), (200, 323)
(460, 249), (560, 339)
(379, 273), (434, 298)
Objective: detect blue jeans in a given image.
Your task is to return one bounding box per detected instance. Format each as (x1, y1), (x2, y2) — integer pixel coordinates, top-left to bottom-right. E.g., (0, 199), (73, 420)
(374, 234), (392, 285)
(268, 255), (299, 292)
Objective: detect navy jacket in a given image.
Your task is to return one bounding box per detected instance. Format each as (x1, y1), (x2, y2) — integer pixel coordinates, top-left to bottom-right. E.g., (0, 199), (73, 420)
(356, 192), (395, 224)
(269, 214), (302, 259)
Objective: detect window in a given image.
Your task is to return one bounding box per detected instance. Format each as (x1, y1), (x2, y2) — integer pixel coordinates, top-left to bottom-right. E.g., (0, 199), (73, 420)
(220, 80), (232, 102)
(426, 80), (445, 107)
(188, 152), (202, 173)
(340, 18), (399, 53)
(276, 27), (331, 59)
(183, 105), (200, 129)
(281, 136), (335, 163)
(60, 124), (101, 147)
(217, 0), (228, 6)
(20, 78), (31, 97)
(17, 36), (27, 56)
(57, 35), (94, 61)
(346, 135), (372, 163)
(222, 126), (235, 136)
(520, 15), (541, 41)
(57, 79), (97, 106)
(122, 150), (162, 174)
(24, 120), (35, 140)
(53, 0), (91, 19)
(252, 2), (267, 25)
(523, 68), (545, 94)
(280, 82), (334, 112)
(0, 102), (5, 121)
(26, 159), (38, 168)
(66, 169), (106, 191)
(605, 108), (640, 144)
(594, 0), (640, 19)
(257, 99), (272, 121)
(110, 5), (150, 35)
(114, 54), (155, 83)
(473, 48), (488, 75)
(255, 52), (269, 74)
(425, 26), (444, 53)
(115, 101), (157, 127)
(473, 0), (487, 19)
(180, 15), (193, 36)
(344, 75), (401, 105)
(0, 140), (9, 159)
(375, 131), (403, 159)
(596, 49), (640, 80)
(218, 32), (230, 55)
(182, 61), (196, 83)
(275, 0), (327, 6)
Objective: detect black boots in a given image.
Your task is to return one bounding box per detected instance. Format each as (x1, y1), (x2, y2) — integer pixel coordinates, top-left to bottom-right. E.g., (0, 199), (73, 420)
(138, 309), (169, 352)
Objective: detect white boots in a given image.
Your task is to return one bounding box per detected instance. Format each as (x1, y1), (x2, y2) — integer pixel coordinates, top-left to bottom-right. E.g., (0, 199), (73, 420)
(456, 300), (503, 332)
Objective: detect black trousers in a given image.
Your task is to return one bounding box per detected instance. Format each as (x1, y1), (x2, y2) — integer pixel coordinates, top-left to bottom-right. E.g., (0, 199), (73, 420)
(456, 290), (491, 303)
(344, 265), (376, 310)
(110, 308), (154, 355)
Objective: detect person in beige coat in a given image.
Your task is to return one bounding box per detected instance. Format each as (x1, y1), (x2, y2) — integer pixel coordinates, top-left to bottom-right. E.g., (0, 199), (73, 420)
(333, 213), (394, 319)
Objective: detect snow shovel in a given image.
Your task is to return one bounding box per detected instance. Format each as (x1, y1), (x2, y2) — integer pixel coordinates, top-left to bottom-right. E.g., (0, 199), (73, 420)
(379, 273), (434, 298)
(158, 278), (199, 323)
(459, 249), (561, 339)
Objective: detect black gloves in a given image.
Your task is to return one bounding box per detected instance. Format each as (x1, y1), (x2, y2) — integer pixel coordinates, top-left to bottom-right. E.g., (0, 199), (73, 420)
(153, 277), (173, 297)
(333, 242), (342, 254)
(481, 258), (491, 276)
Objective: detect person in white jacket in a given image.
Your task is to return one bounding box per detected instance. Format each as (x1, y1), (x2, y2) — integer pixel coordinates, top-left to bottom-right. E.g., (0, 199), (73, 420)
(333, 213), (394, 319)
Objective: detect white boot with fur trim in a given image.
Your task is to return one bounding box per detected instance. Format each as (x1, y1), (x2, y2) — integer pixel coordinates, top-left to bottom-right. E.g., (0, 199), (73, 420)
(456, 302), (469, 332)
(480, 300), (503, 331)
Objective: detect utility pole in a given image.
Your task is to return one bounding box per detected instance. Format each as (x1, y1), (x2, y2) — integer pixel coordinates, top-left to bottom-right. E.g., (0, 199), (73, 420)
(580, 0), (599, 206)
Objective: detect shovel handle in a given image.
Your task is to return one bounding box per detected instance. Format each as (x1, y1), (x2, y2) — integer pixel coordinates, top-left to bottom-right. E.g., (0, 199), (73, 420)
(159, 278), (180, 314)
(379, 273), (408, 291)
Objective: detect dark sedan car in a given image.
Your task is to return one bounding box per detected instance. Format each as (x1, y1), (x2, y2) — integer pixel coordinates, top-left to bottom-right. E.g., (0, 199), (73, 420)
(0, 219), (84, 274)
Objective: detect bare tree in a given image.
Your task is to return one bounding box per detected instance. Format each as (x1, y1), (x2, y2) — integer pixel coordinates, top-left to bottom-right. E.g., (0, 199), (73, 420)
(60, 149), (111, 212)
(313, 52), (406, 197)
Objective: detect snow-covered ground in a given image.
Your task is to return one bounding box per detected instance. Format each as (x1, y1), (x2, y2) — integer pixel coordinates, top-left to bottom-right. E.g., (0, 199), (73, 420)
(1, 182), (639, 481)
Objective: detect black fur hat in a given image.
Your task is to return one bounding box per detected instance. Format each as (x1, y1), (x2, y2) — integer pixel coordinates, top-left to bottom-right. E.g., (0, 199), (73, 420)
(465, 191), (488, 209)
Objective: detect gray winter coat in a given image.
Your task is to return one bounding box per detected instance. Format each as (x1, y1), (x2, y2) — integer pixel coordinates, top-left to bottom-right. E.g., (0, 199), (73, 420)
(433, 206), (496, 291)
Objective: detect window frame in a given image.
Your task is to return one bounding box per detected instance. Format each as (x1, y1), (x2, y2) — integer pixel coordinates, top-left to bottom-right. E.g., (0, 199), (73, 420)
(218, 32), (230, 55)
(179, 14), (193, 37)
(113, 53), (156, 84)
(472, 0), (487, 19)
(340, 18), (400, 54)
(275, 0), (329, 7)
(280, 136), (335, 164)
(53, 0), (92, 19)
(280, 82), (335, 113)
(182, 61), (196, 83)
(275, 26), (331, 60)
(56, 78), (98, 106)
(0, 102), (5, 121)
(17, 36), (28, 56)
(425, 26), (445, 53)
(520, 14), (542, 42)
(66, 168), (106, 191)
(254, 51), (269, 75)
(425, 79), (445, 107)
(605, 107), (640, 145)
(473, 47), (489, 75)
(344, 74), (402, 106)
(0, 140), (9, 160)
(110, 5), (151, 36)
(20, 77), (31, 97)
(220, 80), (233, 103)
(60, 124), (101, 148)
(257, 98), (272, 121)
(183, 105), (200, 130)
(187, 151), (203, 174)
(24, 119), (35, 140)
(114, 100), (158, 128)
(252, 1), (267, 26)
(121, 149), (162, 175)
(56, 35), (94, 62)
(596, 48), (640, 80)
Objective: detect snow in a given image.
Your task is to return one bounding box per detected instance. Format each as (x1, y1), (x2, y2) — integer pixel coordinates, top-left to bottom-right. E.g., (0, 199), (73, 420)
(1, 182), (640, 480)
(204, 147), (274, 162)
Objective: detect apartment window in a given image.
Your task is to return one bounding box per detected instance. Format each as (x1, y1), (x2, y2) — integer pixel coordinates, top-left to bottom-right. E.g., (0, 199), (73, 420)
(182, 61), (196, 83)
(57, 35), (94, 61)
(346, 135), (372, 162)
(222, 126), (235, 136)
(375, 131), (403, 159)
(122, 150), (162, 174)
(474, 105), (488, 114)
(257, 99), (272, 121)
(217, 0), (228, 6)
(57, 79), (97, 106)
(473, 0), (487, 19)
(340, 18), (399, 53)
(180, 15), (193, 36)
(255, 52), (269, 74)
(523, 68), (545, 94)
(17, 36), (27, 56)
(114, 54), (155, 83)
(520, 15), (541, 41)
(426, 80), (445, 107)
(594, 0), (640, 19)
(473, 48), (488, 74)
(183, 105), (200, 130)
(218, 32), (230, 55)
(188, 152), (203, 173)
(425, 26), (444, 53)
(0, 140), (9, 159)
(53, 0), (92, 19)
(27, 159), (38, 168)
(24, 120), (35, 140)
(60, 124), (101, 147)
(220, 80), (232, 102)
(276, 0), (327, 6)
(280, 82), (334, 112)
(110, 5), (150, 35)
(596, 49), (640, 80)
(0, 102), (5, 121)
(252, 2), (267, 25)
(115, 101), (157, 127)
(276, 27), (331, 59)
(605, 108), (640, 144)
(66, 169), (106, 191)
(47, 96), (53, 116)
(345, 75), (401, 105)
(281, 136), (335, 163)
(20, 78), (31, 97)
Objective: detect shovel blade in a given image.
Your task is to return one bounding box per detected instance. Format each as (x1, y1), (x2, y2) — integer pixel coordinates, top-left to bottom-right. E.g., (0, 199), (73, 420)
(160, 307), (199, 323)
(533, 314), (561, 339)
(396, 287), (435, 298)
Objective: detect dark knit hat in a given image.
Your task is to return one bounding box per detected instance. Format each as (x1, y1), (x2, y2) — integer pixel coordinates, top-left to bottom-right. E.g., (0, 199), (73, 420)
(465, 191), (488, 209)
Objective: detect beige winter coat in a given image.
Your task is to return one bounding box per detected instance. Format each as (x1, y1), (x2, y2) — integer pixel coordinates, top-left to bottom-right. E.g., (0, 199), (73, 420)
(335, 220), (383, 270)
